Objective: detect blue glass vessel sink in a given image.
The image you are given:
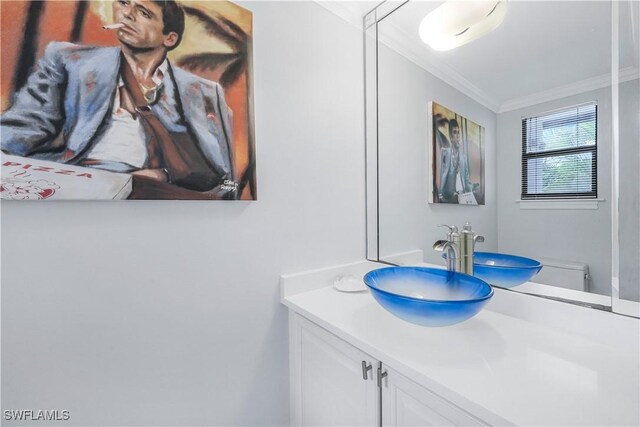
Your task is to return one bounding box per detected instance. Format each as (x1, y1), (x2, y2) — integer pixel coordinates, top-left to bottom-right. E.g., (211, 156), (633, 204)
(473, 252), (542, 288)
(363, 267), (493, 327)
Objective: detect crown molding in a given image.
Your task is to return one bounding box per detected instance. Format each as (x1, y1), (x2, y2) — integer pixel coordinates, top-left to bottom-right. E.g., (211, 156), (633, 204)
(315, 1), (381, 30)
(498, 66), (640, 113)
(378, 19), (502, 113)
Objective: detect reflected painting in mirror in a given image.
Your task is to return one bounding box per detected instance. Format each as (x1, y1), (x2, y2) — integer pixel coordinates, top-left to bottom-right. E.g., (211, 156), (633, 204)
(430, 102), (485, 205)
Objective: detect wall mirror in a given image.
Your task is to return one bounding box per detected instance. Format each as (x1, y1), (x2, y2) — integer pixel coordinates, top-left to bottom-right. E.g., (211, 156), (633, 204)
(364, 0), (639, 317)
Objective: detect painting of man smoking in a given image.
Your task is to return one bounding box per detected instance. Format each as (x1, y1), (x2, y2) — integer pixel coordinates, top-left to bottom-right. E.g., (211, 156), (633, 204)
(430, 102), (485, 205)
(1, 0), (255, 200)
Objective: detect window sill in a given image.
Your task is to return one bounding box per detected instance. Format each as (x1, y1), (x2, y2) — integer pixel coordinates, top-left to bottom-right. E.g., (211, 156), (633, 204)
(516, 199), (604, 210)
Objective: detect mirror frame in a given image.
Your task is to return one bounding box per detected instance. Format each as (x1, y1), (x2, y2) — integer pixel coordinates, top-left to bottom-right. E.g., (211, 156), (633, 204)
(364, 0), (639, 318)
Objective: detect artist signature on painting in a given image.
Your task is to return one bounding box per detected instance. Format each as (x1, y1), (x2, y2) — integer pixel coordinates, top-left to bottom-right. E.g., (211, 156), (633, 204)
(221, 179), (238, 192)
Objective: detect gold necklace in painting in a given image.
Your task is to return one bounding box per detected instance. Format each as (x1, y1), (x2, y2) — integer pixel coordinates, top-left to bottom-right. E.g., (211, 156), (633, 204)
(139, 82), (162, 104)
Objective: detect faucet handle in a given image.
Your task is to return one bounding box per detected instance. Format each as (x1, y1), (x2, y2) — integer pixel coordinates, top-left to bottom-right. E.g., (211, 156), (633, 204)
(439, 224), (459, 240)
(439, 224), (458, 233)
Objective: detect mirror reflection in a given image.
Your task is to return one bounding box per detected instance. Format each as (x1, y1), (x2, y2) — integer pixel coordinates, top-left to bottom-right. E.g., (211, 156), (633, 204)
(372, 0), (639, 310)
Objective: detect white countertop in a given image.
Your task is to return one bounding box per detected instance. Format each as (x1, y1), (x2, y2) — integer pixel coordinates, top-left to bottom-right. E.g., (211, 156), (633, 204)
(281, 260), (640, 426)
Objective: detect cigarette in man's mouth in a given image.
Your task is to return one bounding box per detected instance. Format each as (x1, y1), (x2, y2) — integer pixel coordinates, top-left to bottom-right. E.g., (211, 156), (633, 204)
(102, 23), (125, 30)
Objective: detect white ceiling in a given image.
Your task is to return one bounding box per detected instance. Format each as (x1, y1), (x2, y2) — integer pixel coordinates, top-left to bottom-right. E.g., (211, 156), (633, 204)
(375, 0), (639, 112)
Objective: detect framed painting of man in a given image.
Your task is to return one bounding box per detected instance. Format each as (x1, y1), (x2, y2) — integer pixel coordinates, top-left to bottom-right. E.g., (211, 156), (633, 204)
(429, 101), (485, 205)
(0, 0), (256, 201)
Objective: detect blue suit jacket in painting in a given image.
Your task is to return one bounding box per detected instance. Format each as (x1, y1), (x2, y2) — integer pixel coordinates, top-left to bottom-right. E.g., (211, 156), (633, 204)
(439, 143), (473, 202)
(1, 42), (234, 187)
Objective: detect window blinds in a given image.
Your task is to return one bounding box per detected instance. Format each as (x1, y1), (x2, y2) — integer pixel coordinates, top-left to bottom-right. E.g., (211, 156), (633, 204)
(521, 103), (597, 199)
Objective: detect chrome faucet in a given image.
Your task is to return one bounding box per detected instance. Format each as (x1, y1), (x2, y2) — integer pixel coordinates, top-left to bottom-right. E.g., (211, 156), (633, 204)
(433, 222), (484, 275)
(433, 225), (461, 272)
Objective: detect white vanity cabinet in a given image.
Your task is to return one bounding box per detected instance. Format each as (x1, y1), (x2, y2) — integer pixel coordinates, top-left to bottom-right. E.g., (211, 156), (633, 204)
(289, 313), (380, 426)
(289, 313), (487, 427)
(381, 366), (486, 426)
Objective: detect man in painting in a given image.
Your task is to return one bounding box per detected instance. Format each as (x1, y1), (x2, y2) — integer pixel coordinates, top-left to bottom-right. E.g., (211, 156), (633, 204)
(1, 0), (236, 197)
(438, 119), (473, 203)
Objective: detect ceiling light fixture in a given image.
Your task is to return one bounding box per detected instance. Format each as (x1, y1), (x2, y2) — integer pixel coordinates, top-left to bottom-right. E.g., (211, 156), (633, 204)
(419, 0), (508, 51)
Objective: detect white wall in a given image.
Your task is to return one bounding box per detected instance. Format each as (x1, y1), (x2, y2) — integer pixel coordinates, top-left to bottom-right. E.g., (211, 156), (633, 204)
(377, 44), (498, 264)
(0, 3), (366, 425)
(497, 87), (612, 296)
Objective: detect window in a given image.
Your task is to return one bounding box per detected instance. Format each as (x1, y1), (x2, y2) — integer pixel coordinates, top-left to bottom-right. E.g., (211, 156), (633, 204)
(521, 103), (597, 200)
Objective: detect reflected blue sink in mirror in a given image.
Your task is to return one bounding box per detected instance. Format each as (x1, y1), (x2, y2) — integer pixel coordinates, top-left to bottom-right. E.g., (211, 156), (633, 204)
(363, 267), (493, 327)
(473, 252), (543, 288)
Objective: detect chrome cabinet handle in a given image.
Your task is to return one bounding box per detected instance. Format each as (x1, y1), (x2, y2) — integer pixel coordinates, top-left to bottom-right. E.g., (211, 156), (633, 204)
(377, 367), (388, 387)
(361, 361), (373, 380)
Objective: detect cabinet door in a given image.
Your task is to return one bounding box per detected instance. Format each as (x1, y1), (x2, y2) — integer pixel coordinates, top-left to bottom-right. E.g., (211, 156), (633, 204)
(290, 313), (379, 427)
(381, 366), (486, 427)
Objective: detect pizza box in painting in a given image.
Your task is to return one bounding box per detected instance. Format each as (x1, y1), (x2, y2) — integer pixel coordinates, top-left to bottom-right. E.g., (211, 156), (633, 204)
(1, 155), (132, 200)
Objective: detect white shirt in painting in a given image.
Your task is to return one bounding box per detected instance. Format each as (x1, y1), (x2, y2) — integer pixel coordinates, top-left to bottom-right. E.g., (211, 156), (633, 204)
(85, 59), (168, 169)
